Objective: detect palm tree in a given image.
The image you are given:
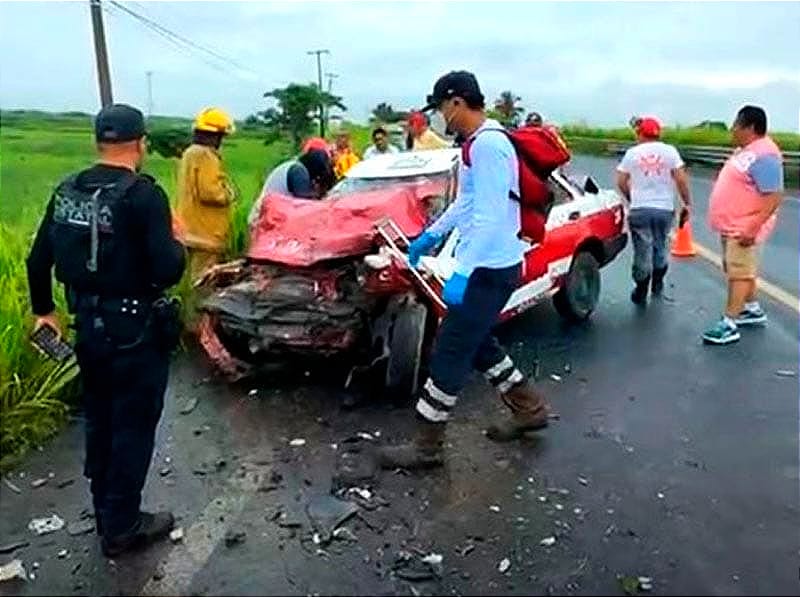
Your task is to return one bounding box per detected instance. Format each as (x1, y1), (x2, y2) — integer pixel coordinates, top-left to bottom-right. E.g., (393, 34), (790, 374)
(494, 91), (524, 128)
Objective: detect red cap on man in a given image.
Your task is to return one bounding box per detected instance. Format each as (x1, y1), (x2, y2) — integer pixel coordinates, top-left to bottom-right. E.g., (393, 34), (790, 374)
(636, 117), (661, 139)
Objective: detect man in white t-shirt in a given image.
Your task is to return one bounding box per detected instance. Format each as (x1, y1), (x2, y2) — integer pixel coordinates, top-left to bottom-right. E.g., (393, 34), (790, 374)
(616, 117), (692, 304)
(363, 126), (400, 160)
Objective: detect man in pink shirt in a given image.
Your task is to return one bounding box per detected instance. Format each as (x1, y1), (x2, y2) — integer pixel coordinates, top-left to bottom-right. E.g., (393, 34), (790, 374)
(703, 106), (784, 345)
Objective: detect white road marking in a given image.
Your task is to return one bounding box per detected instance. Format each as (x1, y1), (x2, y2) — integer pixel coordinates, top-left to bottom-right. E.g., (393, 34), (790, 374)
(141, 461), (269, 596)
(692, 241), (799, 314)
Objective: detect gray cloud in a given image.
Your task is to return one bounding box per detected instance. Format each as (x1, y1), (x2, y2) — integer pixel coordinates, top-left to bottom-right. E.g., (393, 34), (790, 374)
(0, 1), (798, 130)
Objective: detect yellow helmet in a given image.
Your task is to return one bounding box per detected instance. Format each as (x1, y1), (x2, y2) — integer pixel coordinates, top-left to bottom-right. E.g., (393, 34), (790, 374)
(193, 107), (235, 135)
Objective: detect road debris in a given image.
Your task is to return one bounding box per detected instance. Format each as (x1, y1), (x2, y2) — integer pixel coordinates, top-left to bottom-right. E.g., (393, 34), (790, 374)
(555, 504), (564, 511)
(3, 478), (22, 494)
(248, 389), (258, 397)
(550, 374), (563, 382)
(539, 536), (557, 547)
(657, 492), (665, 500)
(30, 478), (48, 489)
(224, 529), (246, 548)
(169, 528), (184, 543)
(775, 370), (796, 378)
(332, 527), (358, 542)
(56, 478), (75, 489)
(538, 496), (547, 503)
(392, 551), (439, 582)
(356, 432), (375, 441)
(289, 438), (306, 447)
(57, 549), (68, 559)
(498, 558), (511, 573)
(0, 542), (29, 555)
(28, 514), (64, 536)
(0, 559), (26, 583)
(347, 487), (372, 501)
(306, 495), (359, 543)
(179, 397), (199, 414)
(66, 520), (95, 536)
(578, 476), (589, 486)
(638, 576), (653, 591)
(159, 467), (171, 477)
(489, 505), (501, 512)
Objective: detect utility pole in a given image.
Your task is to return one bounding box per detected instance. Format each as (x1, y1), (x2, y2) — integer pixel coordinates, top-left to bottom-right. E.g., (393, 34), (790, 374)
(325, 73), (338, 132)
(307, 49), (329, 137)
(146, 71), (154, 118)
(89, 0), (113, 107)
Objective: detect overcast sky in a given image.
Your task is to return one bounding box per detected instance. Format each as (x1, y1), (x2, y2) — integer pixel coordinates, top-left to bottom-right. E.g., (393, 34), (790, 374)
(1, 0), (799, 130)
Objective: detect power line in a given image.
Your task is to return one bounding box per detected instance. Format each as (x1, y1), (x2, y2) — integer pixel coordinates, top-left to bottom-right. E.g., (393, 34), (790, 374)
(107, 1), (258, 78)
(101, 2), (251, 83)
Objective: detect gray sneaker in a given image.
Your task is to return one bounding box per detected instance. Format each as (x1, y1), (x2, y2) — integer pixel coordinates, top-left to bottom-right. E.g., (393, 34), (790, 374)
(735, 307), (767, 326)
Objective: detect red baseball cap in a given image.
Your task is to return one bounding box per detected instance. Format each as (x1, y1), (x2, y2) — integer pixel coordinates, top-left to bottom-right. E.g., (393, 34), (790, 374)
(302, 137), (328, 153)
(636, 117), (661, 138)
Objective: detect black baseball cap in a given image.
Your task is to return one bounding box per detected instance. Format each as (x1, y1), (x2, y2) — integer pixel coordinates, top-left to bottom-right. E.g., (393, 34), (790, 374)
(94, 104), (146, 143)
(422, 70), (485, 112)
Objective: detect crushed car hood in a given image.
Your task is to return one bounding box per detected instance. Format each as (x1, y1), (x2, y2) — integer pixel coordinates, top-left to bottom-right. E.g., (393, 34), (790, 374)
(248, 185), (433, 266)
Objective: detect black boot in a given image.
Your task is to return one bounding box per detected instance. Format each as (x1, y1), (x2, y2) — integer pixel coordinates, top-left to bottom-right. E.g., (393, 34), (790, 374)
(631, 278), (650, 305)
(651, 267), (668, 295)
(101, 511), (175, 558)
(376, 419), (446, 470)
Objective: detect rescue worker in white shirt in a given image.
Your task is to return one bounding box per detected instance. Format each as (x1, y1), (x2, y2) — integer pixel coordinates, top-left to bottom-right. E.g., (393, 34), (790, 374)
(377, 71), (550, 471)
(616, 117), (691, 304)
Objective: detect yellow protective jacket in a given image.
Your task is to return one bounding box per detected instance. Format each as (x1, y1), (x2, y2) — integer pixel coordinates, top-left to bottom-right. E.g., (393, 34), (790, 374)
(333, 149), (360, 180)
(175, 143), (235, 252)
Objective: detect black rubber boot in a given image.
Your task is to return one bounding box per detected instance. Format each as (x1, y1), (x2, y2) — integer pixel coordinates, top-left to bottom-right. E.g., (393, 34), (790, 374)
(631, 277), (650, 305)
(651, 267), (668, 295)
(376, 420), (446, 470)
(486, 383), (550, 442)
(101, 511), (175, 558)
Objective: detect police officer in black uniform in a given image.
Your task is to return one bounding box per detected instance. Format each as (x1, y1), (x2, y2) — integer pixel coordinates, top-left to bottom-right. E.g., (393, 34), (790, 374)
(26, 104), (186, 557)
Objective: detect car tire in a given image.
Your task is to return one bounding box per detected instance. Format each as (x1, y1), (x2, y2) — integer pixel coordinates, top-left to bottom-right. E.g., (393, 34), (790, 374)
(553, 251), (601, 321)
(385, 296), (428, 403)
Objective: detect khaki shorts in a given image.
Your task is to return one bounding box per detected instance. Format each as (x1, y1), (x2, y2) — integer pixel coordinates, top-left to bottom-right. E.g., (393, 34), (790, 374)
(721, 236), (759, 280)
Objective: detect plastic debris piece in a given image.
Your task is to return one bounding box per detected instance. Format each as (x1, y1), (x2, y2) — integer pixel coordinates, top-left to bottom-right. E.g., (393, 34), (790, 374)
(498, 558), (511, 573)
(306, 495), (359, 542)
(657, 492), (665, 500)
(289, 438), (306, 447)
(28, 515), (64, 536)
(555, 504), (564, 511)
(422, 553), (442, 566)
(248, 389), (258, 397)
(57, 549), (68, 559)
(356, 432), (375, 441)
(3, 479), (22, 494)
(573, 508), (583, 515)
(30, 478), (48, 489)
(578, 476), (589, 486)
(539, 536), (556, 547)
(538, 496), (547, 503)
(775, 370), (796, 378)
(0, 560), (26, 583)
(169, 527), (184, 543)
(347, 487), (372, 501)
(638, 576), (653, 591)
(550, 374), (563, 382)
(489, 505), (501, 513)
(179, 397), (199, 414)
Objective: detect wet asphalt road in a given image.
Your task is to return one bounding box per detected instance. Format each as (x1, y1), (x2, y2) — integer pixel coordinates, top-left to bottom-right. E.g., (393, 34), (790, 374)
(570, 154), (800, 296)
(1, 186), (798, 597)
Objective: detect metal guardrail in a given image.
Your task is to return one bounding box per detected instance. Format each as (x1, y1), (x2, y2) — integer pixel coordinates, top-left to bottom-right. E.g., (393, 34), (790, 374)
(606, 142), (800, 169)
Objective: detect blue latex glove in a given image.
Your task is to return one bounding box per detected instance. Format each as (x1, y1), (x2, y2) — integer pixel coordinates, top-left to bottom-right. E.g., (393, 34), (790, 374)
(442, 273), (469, 306)
(407, 231), (440, 268)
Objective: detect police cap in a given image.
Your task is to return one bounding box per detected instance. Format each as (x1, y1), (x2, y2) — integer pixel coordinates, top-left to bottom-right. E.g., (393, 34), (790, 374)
(94, 104), (146, 143)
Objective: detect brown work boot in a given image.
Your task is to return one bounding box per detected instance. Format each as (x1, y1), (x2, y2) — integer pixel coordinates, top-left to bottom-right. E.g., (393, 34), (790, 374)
(376, 420), (446, 470)
(486, 383), (549, 442)
(101, 511), (175, 558)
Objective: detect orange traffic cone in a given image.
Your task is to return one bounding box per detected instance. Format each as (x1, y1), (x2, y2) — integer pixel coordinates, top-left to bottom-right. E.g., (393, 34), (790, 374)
(671, 222), (696, 257)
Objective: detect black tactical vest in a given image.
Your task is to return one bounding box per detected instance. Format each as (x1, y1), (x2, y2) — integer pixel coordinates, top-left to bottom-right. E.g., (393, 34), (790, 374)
(50, 172), (138, 292)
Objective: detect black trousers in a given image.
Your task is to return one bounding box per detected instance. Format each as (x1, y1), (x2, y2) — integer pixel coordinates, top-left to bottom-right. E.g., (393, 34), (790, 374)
(416, 263), (523, 423)
(76, 333), (169, 538)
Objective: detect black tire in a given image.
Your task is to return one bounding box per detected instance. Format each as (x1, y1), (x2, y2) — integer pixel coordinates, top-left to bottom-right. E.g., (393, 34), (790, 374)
(553, 251), (601, 321)
(385, 297), (428, 403)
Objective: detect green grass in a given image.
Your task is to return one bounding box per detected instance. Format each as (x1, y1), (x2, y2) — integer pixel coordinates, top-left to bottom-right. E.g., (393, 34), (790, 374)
(0, 119), (296, 470)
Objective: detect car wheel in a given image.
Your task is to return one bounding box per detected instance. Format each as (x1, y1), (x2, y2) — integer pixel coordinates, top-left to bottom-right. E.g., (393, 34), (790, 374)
(385, 296), (428, 403)
(553, 251), (600, 321)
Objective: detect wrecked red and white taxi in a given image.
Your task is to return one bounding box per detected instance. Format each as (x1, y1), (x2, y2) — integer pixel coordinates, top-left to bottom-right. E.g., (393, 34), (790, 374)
(197, 148), (626, 398)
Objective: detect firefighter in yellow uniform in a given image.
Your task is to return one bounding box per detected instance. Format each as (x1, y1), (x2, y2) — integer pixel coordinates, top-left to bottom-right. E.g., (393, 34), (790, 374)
(176, 107), (236, 280)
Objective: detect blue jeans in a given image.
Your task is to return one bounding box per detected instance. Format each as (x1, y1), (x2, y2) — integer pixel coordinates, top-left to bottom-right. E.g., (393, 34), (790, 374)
(628, 208), (674, 282)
